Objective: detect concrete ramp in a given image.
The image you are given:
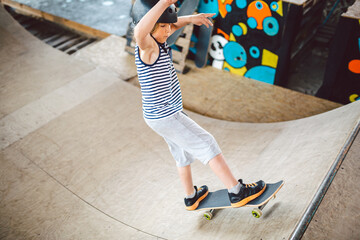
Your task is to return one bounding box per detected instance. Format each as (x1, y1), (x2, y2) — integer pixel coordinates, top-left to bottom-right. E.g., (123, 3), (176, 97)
(1, 6), (359, 240)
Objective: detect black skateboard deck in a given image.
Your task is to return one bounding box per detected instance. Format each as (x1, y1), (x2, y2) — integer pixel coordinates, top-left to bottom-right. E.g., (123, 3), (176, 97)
(196, 180), (284, 220)
(194, 24), (213, 68)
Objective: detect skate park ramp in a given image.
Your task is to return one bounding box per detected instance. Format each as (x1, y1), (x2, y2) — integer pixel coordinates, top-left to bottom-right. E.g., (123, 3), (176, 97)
(1, 6), (360, 240)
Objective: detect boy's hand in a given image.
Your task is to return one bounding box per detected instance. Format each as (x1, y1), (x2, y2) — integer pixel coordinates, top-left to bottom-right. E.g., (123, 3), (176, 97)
(191, 13), (215, 28)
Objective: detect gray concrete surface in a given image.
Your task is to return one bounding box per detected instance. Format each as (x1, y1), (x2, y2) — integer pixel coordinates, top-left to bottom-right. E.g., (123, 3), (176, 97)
(10, 0), (132, 36)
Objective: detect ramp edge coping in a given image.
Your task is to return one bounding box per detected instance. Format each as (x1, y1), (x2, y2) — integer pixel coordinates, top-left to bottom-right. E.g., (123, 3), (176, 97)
(289, 119), (360, 240)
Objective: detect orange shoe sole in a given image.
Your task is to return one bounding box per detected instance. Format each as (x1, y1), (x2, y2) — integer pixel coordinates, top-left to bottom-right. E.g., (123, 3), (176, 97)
(231, 184), (267, 208)
(185, 190), (209, 211)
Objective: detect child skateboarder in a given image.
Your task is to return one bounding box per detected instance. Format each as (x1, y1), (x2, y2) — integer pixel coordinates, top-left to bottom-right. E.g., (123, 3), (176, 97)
(132, 0), (266, 210)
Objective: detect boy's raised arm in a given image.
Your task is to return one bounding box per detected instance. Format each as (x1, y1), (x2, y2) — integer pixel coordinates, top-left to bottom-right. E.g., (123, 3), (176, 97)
(170, 13), (215, 35)
(133, 0), (176, 50)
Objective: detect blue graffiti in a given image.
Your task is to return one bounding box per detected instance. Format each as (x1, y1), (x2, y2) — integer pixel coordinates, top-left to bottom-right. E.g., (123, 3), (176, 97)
(263, 16), (279, 36)
(245, 66), (276, 84)
(224, 42), (247, 68)
(232, 25), (243, 37)
(255, 1), (263, 10)
(236, 0), (247, 9)
(249, 46), (260, 58)
(270, 2), (278, 11)
(247, 17), (257, 29)
(198, 0), (219, 17)
(226, 4), (232, 12)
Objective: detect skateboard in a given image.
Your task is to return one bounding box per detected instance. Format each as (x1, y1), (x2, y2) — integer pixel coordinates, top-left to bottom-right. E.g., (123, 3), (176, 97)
(167, 0), (200, 46)
(196, 180), (284, 220)
(194, 24), (214, 68)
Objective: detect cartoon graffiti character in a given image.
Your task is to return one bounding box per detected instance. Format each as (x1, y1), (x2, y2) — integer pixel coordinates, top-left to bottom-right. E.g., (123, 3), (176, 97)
(209, 35), (228, 69)
(247, 0), (279, 36)
(223, 41), (247, 68)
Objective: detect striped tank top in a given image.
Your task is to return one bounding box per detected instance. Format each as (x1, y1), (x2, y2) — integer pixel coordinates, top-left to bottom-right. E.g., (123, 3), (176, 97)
(135, 36), (183, 120)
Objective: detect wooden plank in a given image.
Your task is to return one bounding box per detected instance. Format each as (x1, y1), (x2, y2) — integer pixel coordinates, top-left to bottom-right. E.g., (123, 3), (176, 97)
(43, 32), (65, 43)
(46, 34), (75, 47)
(56, 36), (84, 50)
(171, 24), (193, 73)
(173, 37), (188, 47)
(65, 38), (95, 54)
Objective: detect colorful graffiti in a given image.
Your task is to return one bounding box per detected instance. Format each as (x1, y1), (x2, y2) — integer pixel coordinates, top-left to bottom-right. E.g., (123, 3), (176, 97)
(316, 17), (360, 104)
(205, 0), (284, 84)
(348, 37), (360, 102)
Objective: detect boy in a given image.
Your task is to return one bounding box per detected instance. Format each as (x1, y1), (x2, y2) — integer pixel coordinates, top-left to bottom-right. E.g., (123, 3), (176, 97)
(132, 0), (266, 210)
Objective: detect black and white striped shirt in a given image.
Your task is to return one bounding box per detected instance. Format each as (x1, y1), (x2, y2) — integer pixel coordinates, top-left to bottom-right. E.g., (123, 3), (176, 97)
(135, 38), (183, 120)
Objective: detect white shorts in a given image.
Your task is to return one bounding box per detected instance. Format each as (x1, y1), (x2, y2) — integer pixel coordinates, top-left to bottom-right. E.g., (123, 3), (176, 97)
(145, 111), (222, 167)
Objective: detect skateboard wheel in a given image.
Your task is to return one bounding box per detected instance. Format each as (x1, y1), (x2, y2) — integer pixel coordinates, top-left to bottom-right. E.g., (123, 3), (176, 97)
(204, 211), (213, 220)
(252, 208), (263, 218)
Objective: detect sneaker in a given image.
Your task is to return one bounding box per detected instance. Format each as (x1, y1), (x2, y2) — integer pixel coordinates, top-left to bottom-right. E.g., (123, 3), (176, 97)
(228, 179), (266, 208)
(184, 185), (209, 211)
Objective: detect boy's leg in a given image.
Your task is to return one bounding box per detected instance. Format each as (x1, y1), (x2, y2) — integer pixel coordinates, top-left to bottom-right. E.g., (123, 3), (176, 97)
(178, 164), (209, 211)
(208, 153), (238, 189)
(177, 165), (194, 196)
(209, 153), (266, 208)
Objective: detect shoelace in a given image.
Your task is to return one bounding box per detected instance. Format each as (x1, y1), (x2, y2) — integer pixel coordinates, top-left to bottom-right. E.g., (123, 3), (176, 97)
(244, 183), (257, 188)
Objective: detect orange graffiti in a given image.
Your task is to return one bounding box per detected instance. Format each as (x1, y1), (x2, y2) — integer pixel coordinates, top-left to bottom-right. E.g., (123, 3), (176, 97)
(217, 28), (230, 40)
(247, 1), (271, 30)
(348, 59), (360, 74)
(218, 0), (234, 18)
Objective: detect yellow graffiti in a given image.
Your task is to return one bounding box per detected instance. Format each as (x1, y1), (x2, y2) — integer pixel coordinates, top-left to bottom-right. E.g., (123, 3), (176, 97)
(349, 94), (359, 102)
(239, 22), (248, 35)
(262, 49), (278, 68)
(276, 0), (283, 17)
(223, 62), (247, 75)
(229, 33), (236, 41)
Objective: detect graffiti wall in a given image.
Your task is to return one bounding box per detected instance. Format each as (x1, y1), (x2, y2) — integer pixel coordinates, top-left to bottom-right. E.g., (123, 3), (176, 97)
(316, 16), (360, 104)
(199, 0), (287, 85)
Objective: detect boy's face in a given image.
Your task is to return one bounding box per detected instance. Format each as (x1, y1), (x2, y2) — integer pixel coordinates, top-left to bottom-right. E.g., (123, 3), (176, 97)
(152, 23), (171, 43)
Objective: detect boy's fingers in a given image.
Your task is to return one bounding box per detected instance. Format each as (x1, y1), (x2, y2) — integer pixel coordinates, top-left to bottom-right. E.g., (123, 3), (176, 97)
(204, 13), (216, 17)
(204, 18), (213, 27)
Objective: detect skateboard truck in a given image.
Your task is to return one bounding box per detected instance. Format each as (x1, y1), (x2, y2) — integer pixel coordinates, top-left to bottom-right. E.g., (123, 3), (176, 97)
(204, 209), (215, 220)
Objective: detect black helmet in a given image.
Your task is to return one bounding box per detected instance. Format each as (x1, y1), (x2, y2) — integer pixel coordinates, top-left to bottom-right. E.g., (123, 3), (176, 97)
(131, 0), (178, 25)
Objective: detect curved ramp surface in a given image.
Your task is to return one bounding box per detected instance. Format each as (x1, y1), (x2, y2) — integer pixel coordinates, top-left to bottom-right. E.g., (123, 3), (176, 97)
(1, 6), (360, 240)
